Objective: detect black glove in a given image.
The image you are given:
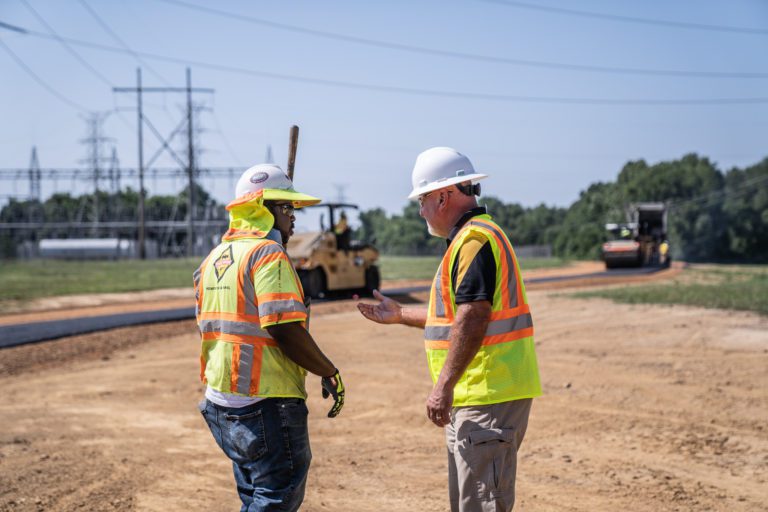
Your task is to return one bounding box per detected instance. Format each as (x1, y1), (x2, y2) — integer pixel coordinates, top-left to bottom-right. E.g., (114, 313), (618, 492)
(321, 369), (345, 418)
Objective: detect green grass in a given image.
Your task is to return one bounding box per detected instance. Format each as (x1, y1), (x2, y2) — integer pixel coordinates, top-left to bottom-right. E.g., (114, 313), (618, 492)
(0, 258), (199, 302)
(378, 255), (570, 281)
(378, 255), (442, 280)
(517, 257), (571, 271)
(573, 265), (768, 315)
(0, 255), (572, 302)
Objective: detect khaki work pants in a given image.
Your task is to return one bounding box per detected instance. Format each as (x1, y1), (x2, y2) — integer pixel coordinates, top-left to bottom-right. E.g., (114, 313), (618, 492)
(445, 399), (532, 512)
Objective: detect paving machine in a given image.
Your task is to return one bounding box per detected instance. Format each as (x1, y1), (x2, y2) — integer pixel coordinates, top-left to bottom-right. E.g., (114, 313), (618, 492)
(286, 203), (380, 298)
(602, 202), (670, 269)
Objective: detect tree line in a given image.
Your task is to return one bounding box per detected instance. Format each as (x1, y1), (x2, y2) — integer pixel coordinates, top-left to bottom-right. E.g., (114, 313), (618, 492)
(356, 154), (768, 262)
(2, 154), (766, 261)
(0, 183), (219, 257)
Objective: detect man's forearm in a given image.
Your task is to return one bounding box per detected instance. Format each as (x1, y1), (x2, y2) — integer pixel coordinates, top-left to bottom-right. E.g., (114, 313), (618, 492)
(266, 322), (336, 377)
(400, 306), (428, 328)
(434, 302), (490, 390)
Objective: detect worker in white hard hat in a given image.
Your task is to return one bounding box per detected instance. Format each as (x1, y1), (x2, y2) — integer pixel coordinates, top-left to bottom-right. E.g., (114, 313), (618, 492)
(194, 163), (345, 511)
(358, 147), (541, 511)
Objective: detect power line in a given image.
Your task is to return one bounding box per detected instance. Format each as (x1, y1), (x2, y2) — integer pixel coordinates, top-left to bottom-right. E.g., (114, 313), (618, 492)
(0, 21), (26, 34)
(19, 0), (114, 87)
(0, 37), (88, 111)
(2, 21), (767, 106)
(18, 3), (160, 143)
(76, 0), (171, 86)
(476, 0), (768, 36)
(208, 110), (243, 165)
(156, 0), (768, 79)
(14, 3), (147, 137)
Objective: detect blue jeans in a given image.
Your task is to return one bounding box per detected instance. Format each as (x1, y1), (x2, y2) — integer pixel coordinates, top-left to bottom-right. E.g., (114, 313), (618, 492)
(199, 398), (312, 512)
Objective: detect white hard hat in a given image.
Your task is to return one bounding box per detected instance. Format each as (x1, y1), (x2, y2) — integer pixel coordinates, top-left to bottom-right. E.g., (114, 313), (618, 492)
(408, 147), (488, 199)
(229, 163), (321, 209)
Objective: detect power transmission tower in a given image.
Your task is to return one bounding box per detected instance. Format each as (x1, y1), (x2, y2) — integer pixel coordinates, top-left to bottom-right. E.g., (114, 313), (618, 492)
(113, 67), (213, 258)
(27, 146), (42, 224)
(108, 147), (121, 193)
(333, 183), (348, 203)
(79, 111), (114, 235)
(79, 112), (113, 192)
(28, 146), (41, 201)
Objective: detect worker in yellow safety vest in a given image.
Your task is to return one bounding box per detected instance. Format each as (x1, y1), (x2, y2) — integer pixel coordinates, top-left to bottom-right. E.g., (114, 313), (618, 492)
(194, 163), (345, 512)
(357, 147), (541, 512)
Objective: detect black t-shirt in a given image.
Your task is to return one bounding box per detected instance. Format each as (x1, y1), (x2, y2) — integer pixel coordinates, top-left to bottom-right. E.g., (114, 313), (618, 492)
(447, 208), (497, 305)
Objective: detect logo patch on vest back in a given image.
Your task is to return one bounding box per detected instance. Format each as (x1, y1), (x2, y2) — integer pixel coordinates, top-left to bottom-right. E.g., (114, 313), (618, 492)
(213, 245), (235, 282)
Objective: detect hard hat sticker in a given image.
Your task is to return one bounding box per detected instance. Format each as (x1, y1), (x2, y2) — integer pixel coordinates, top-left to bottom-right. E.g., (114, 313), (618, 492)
(250, 172), (269, 184)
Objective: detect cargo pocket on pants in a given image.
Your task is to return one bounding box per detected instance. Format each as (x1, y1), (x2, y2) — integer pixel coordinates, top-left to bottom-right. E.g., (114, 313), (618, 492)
(467, 427), (517, 504)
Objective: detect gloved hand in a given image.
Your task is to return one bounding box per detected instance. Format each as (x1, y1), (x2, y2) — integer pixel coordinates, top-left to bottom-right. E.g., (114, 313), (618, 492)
(321, 369), (345, 418)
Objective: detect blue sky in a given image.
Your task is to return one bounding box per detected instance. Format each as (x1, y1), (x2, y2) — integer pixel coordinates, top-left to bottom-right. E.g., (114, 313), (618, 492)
(1, 0), (767, 214)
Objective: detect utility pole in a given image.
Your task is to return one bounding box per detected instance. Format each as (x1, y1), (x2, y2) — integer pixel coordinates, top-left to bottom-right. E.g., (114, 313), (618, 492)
(186, 67), (195, 257)
(113, 67), (213, 259)
(137, 68), (146, 258)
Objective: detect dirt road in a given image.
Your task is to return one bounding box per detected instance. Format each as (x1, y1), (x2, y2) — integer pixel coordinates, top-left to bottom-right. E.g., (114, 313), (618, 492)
(0, 261), (680, 325)
(1, 287), (766, 511)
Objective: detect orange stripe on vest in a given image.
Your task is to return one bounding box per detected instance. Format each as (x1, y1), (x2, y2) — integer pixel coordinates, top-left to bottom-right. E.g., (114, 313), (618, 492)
(259, 311), (307, 324)
(257, 292), (303, 303)
(202, 331), (277, 346)
(425, 327), (534, 350)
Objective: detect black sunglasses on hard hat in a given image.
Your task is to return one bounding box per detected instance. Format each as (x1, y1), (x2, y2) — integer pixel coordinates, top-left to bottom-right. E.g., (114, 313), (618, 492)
(456, 182), (481, 197)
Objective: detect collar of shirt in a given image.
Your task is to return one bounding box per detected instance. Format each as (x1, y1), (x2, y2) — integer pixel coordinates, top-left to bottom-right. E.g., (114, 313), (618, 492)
(265, 228), (283, 245)
(447, 206), (488, 245)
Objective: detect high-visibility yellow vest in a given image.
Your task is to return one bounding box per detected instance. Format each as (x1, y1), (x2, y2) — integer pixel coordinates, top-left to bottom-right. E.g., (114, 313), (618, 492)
(194, 193), (309, 399)
(425, 214), (542, 406)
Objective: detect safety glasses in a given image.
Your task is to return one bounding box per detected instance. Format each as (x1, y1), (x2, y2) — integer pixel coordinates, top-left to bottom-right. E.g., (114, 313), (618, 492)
(271, 203), (295, 216)
(418, 189), (452, 207)
(417, 191), (434, 207)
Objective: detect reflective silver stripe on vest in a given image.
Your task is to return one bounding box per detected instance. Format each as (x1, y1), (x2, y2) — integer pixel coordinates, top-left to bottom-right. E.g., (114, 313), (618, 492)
(467, 221), (518, 309)
(484, 313), (533, 336)
(433, 262), (446, 318)
(304, 297), (311, 332)
(259, 299), (307, 317)
(193, 261), (205, 314)
(199, 319), (272, 338)
(424, 313), (533, 341)
(236, 343), (255, 394)
(193, 266), (203, 293)
(242, 241), (286, 316)
(424, 325), (451, 341)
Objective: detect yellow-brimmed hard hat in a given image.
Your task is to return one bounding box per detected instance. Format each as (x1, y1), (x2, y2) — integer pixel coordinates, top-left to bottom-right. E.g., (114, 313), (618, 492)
(227, 163), (321, 210)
